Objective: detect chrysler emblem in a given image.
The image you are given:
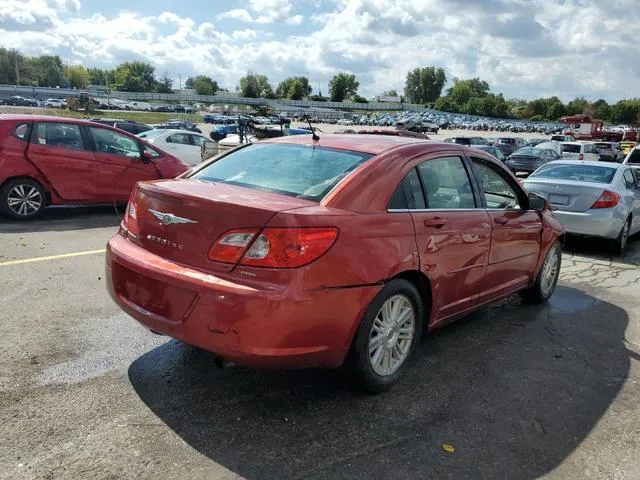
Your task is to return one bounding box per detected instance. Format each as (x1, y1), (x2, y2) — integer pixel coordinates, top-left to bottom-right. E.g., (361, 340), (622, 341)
(149, 209), (198, 225)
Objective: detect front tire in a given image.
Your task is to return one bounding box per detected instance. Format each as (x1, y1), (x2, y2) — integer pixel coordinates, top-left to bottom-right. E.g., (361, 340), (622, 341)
(346, 279), (424, 393)
(0, 178), (46, 220)
(520, 241), (562, 304)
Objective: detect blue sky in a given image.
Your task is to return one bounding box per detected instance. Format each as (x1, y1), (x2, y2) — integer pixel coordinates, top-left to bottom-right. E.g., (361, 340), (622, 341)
(2, 0), (640, 101)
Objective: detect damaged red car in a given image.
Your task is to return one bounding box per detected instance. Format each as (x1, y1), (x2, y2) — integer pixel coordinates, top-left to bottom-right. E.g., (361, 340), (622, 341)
(106, 135), (564, 392)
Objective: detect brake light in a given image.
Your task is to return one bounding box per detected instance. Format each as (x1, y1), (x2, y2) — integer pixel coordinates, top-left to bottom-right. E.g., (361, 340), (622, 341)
(208, 228), (259, 263)
(591, 190), (620, 209)
(123, 193), (139, 236)
(241, 228), (338, 268)
(579, 153), (584, 160)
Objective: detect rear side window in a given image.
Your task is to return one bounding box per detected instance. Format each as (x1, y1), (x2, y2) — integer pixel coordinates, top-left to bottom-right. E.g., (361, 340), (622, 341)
(623, 170), (636, 189)
(34, 122), (85, 150)
(190, 135), (206, 147)
(13, 122), (31, 141)
(627, 150), (640, 164)
(388, 169), (425, 210)
(166, 133), (191, 145)
(418, 156), (475, 209)
(191, 143), (371, 201)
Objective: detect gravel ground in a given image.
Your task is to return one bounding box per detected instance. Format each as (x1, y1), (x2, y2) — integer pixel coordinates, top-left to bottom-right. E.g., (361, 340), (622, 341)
(1, 142), (640, 479)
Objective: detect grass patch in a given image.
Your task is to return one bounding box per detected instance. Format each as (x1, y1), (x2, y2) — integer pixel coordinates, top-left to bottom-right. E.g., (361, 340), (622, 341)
(0, 106), (202, 124)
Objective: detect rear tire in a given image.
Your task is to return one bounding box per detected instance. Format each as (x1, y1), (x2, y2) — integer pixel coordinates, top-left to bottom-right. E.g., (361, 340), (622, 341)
(0, 178), (46, 220)
(612, 217), (631, 257)
(520, 241), (562, 304)
(345, 279), (424, 393)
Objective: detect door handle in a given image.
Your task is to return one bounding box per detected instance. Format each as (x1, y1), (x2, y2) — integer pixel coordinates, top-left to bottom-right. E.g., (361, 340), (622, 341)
(424, 217), (447, 228)
(494, 216), (508, 225)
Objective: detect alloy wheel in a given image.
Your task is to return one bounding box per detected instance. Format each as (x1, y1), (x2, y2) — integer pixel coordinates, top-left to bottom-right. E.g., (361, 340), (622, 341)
(620, 220), (630, 252)
(540, 247), (560, 297)
(7, 184), (43, 217)
(368, 294), (415, 376)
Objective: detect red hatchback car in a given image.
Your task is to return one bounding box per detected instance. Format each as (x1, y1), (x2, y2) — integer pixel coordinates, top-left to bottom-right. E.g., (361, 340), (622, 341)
(0, 115), (188, 219)
(106, 135), (564, 391)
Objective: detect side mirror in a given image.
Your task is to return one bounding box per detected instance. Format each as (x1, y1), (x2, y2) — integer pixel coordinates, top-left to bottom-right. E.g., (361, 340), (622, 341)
(141, 150), (153, 164)
(527, 192), (546, 211)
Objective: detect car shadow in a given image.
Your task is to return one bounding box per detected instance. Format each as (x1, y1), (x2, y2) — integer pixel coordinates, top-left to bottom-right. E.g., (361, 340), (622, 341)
(128, 286), (632, 479)
(563, 234), (640, 267)
(0, 205), (123, 233)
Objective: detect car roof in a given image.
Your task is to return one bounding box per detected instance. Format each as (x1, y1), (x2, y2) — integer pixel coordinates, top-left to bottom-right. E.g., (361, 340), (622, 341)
(0, 114), (102, 124)
(262, 133), (432, 154)
(542, 160), (624, 168)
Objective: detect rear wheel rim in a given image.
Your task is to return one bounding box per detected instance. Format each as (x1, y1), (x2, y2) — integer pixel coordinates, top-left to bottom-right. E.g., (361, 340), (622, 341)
(368, 294), (415, 377)
(7, 184), (42, 217)
(540, 247), (560, 297)
(620, 221), (630, 251)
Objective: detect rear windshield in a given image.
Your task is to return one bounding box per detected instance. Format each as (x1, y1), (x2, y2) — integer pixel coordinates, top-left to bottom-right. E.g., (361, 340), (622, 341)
(190, 143), (372, 201)
(562, 144), (581, 154)
(513, 147), (543, 156)
(499, 138), (515, 144)
(529, 164), (616, 184)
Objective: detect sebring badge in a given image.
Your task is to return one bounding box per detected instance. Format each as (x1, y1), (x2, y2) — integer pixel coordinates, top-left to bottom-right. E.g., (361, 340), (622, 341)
(147, 234), (184, 250)
(149, 209), (198, 226)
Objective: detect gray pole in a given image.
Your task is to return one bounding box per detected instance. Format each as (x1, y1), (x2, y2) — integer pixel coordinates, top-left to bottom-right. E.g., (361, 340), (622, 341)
(15, 54), (20, 86)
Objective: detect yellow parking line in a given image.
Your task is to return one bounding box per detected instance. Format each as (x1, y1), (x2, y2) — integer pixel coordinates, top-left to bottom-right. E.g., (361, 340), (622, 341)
(0, 249), (106, 267)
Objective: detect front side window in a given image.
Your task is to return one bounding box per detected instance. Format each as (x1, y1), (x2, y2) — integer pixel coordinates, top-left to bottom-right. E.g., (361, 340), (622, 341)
(623, 170), (636, 189)
(418, 156), (475, 209)
(191, 143), (371, 201)
(34, 122), (85, 150)
(471, 158), (521, 209)
(190, 135), (206, 147)
(90, 127), (140, 157)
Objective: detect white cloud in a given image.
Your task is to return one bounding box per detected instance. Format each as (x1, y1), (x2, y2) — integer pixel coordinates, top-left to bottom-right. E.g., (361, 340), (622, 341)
(2, 0), (640, 102)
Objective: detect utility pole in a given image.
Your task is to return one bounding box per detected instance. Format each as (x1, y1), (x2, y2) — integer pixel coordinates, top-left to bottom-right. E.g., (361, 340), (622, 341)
(179, 73), (182, 90)
(15, 54), (20, 86)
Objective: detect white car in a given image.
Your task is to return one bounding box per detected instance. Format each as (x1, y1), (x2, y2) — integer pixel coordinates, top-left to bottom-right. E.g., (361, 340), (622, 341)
(561, 141), (600, 162)
(622, 146), (640, 168)
(137, 129), (216, 166)
(43, 98), (65, 108)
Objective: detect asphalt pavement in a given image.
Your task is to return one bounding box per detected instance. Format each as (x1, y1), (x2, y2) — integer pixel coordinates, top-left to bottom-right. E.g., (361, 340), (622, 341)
(1, 207), (639, 480)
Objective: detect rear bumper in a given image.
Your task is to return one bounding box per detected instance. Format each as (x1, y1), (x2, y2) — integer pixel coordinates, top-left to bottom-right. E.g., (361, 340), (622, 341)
(106, 234), (380, 369)
(552, 209), (625, 239)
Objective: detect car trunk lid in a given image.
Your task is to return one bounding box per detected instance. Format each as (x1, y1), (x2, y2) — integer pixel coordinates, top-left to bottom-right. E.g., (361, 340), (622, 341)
(523, 179), (606, 212)
(132, 179), (316, 272)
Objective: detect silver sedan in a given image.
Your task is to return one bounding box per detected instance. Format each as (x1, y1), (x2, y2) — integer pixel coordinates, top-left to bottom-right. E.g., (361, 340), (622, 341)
(523, 161), (640, 254)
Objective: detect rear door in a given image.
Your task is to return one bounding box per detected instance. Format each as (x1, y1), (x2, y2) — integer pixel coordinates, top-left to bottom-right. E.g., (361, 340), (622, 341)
(624, 169), (640, 234)
(87, 125), (160, 202)
(163, 132), (199, 165)
(470, 156), (542, 301)
(408, 154), (491, 321)
(27, 121), (98, 201)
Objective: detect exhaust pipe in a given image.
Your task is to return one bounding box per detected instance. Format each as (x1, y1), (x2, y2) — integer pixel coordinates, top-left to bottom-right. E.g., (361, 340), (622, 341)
(214, 357), (236, 369)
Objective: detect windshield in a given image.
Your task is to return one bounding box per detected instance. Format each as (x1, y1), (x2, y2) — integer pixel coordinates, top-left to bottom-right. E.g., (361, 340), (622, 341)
(530, 163), (617, 184)
(562, 144), (581, 153)
(190, 143), (372, 201)
(513, 147), (543, 156)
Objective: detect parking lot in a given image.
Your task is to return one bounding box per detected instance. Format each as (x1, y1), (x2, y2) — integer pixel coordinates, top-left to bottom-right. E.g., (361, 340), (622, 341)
(0, 200), (639, 479)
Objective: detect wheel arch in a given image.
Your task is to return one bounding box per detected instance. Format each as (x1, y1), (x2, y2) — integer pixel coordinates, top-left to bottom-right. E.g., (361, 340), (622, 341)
(0, 176), (51, 205)
(388, 269), (433, 325)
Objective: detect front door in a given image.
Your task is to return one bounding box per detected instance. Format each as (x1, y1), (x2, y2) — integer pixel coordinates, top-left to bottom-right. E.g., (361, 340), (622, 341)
(27, 121), (98, 201)
(410, 155), (491, 322)
(88, 126), (160, 202)
(470, 157), (542, 302)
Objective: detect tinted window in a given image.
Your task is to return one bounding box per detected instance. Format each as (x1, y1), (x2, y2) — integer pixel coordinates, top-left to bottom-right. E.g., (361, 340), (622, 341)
(471, 159), (521, 209)
(190, 135), (206, 147)
(191, 143), (371, 201)
(499, 138), (515, 144)
(632, 168), (640, 185)
(562, 144), (581, 154)
(530, 164), (616, 184)
(623, 170), (636, 189)
(34, 122), (84, 150)
(13, 122), (31, 141)
(418, 157), (475, 209)
(388, 169), (425, 210)
(166, 133), (191, 145)
(90, 127), (140, 157)
(627, 150), (640, 164)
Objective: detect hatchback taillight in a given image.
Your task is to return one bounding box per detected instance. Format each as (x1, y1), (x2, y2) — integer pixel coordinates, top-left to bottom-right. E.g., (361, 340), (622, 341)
(123, 193), (140, 236)
(591, 190), (620, 209)
(208, 227), (338, 268)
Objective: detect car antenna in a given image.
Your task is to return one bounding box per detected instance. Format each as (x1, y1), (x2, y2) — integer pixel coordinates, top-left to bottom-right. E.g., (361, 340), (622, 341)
(305, 115), (320, 142)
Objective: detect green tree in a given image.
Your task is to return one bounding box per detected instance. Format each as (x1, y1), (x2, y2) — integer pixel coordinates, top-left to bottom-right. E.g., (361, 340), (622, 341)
(112, 61), (157, 92)
(0, 48), (36, 85)
(328, 72), (359, 102)
(239, 73), (274, 98)
(546, 100), (565, 121)
(353, 94), (369, 103)
(276, 76), (312, 99)
(190, 75), (218, 95)
(155, 71), (174, 93)
(433, 96), (455, 112)
(30, 55), (65, 87)
(382, 89), (398, 97)
(404, 67), (446, 104)
(565, 97), (589, 115)
(591, 99), (610, 121)
(448, 83), (473, 107)
(87, 67), (111, 87)
(610, 99), (640, 124)
(185, 77), (195, 89)
(65, 65), (90, 89)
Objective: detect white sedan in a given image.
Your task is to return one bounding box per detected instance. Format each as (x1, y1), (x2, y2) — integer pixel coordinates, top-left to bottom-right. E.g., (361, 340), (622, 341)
(43, 98), (66, 108)
(137, 129), (217, 166)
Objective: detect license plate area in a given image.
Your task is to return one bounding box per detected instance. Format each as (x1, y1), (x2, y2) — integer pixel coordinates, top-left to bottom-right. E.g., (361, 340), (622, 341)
(549, 193), (570, 206)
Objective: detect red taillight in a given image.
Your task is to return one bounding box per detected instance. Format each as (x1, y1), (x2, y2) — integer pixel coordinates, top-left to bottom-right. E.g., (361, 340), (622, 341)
(591, 190), (621, 209)
(208, 228), (259, 263)
(208, 227), (338, 268)
(579, 153), (584, 160)
(123, 193), (139, 236)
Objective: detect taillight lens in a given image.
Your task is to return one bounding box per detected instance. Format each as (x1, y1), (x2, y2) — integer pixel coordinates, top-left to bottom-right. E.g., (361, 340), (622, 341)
(123, 193), (139, 236)
(579, 153), (584, 160)
(208, 227), (338, 268)
(208, 228), (259, 263)
(591, 190), (621, 209)
(241, 228), (338, 268)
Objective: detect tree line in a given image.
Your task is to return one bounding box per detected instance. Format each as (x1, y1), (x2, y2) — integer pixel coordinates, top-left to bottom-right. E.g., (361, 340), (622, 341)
(2, 48), (639, 124)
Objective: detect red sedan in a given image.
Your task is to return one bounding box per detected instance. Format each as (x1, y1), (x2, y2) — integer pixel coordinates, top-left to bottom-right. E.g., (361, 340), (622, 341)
(106, 135), (564, 392)
(0, 115), (188, 219)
